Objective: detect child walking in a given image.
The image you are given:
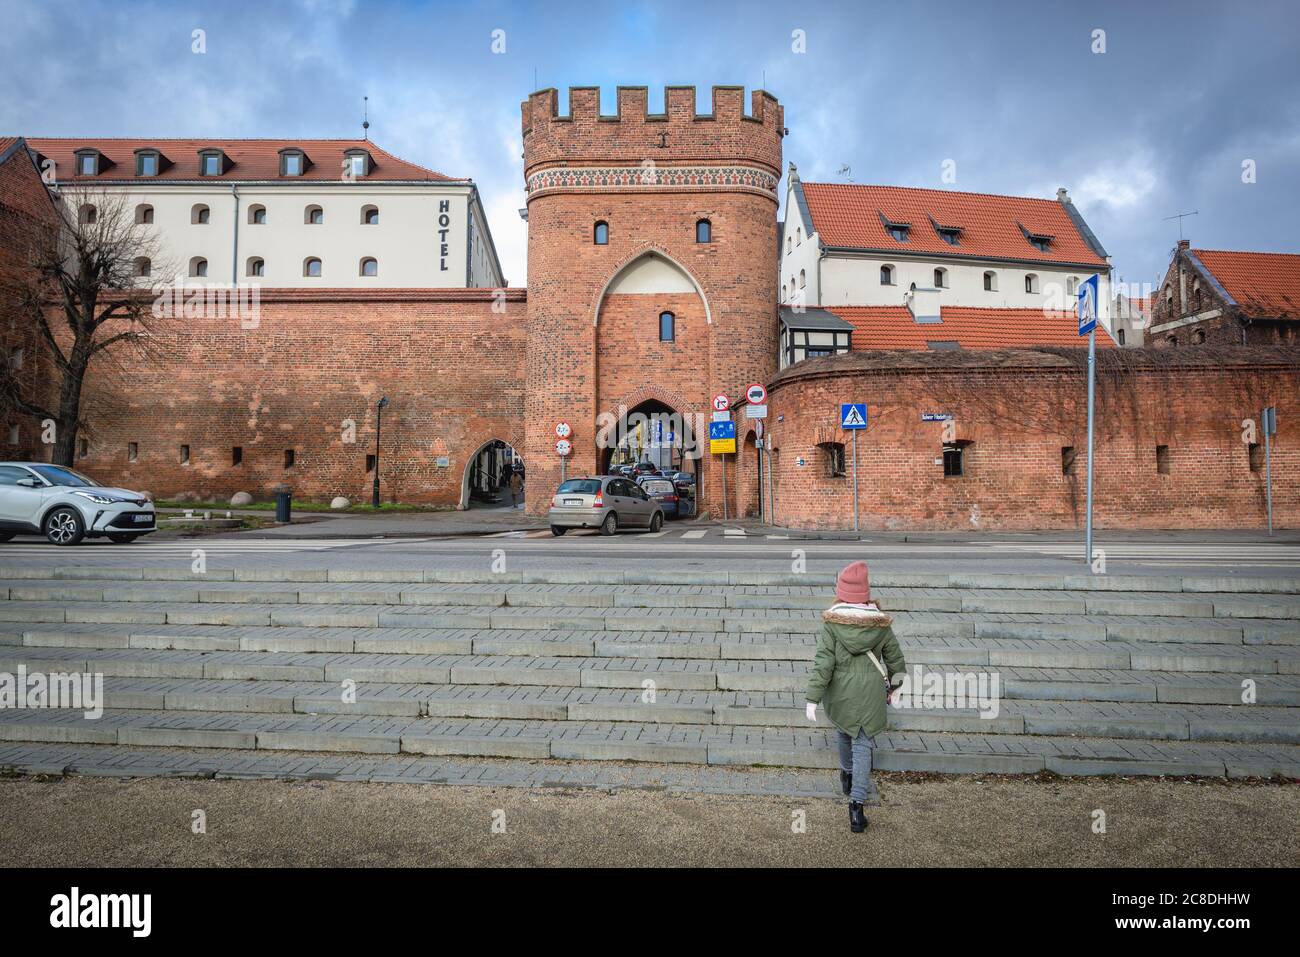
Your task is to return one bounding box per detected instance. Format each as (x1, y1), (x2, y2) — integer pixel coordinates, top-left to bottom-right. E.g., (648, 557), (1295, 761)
(805, 560), (906, 833)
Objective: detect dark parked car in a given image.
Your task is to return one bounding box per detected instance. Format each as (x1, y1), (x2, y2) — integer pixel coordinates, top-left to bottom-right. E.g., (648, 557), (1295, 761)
(632, 461), (661, 476)
(636, 475), (684, 519)
(667, 471), (697, 517)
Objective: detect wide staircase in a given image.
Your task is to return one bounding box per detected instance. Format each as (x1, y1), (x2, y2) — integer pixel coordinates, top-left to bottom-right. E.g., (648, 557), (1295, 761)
(1, 564), (1297, 781)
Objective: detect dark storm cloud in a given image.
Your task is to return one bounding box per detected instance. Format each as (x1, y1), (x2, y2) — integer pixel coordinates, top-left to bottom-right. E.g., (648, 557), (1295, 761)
(1, 0), (1295, 286)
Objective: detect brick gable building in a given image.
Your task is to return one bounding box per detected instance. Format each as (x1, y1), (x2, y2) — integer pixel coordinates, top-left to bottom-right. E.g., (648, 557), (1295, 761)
(1147, 240), (1300, 346)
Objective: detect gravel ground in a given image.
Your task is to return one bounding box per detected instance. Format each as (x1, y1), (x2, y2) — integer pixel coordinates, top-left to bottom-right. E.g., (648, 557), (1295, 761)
(1, 773), (1295, 867)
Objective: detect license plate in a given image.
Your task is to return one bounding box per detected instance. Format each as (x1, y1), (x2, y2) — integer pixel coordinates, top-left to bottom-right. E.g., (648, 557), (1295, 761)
(132, 514), (153, 524)
(564, 498), (582, 506)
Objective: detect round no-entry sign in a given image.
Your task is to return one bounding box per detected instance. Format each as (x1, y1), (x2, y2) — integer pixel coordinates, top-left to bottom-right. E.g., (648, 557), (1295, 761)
(745, 383), (767, 405)
(555, 421), (572, 439)
(712, 393), (730, 412)
(555, 439), (572, 457)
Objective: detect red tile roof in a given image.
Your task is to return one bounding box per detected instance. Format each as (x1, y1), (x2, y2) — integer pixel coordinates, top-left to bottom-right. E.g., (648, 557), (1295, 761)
(800, 183), (1108, 268)
(24, 138), (457, 183)
(830, 305), (1116, 350)
(1191, 249), (1300, 320)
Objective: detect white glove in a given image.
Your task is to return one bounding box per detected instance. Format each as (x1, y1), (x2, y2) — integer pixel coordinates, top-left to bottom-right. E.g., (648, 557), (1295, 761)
(805, 702), (817, 722)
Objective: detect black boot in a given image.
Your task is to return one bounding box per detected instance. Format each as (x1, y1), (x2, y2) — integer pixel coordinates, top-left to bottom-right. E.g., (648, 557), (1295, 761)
(849, 801), (868, 833)
(839, 770), (852, 796)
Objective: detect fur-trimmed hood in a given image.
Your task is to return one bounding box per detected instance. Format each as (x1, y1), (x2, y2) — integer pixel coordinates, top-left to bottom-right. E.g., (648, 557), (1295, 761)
(822, 602), (893, 628)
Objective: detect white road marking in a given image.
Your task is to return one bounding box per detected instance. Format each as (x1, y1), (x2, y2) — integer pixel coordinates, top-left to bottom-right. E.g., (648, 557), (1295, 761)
(681, 529), (708, 539)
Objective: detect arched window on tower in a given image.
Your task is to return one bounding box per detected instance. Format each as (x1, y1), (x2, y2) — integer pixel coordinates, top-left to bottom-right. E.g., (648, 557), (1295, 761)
(659, 311), (675, 342)
(593, 221), (608, 245)
(696, 219), (711, 243)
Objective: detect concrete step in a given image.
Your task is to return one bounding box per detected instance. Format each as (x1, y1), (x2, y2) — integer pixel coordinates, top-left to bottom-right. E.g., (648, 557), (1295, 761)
(1, 597), (1296, 647)
(79, 676), (1300, 743)
(5, 564), (1297, 593)
(5, 629), (1294, 681)
(0, 708), (1295, 777)
(5, 577), (1298, 620)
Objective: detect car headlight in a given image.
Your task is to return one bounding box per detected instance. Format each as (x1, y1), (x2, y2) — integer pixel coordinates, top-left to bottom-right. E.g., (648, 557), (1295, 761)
(72, 491), (123, 505)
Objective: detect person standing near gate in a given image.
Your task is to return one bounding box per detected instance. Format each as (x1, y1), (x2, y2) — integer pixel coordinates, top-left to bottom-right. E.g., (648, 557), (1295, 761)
(509, 467), (524, 509)
(805, 560), (906, 833)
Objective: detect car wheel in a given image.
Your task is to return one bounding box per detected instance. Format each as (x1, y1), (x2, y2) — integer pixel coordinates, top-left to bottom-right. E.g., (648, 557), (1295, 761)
(44, 507), (85, 546)
(600, 512), (618, 536)
(550, 525), (567, 537)
(107, 533), (140, 544)
(649, 511), (663, 532)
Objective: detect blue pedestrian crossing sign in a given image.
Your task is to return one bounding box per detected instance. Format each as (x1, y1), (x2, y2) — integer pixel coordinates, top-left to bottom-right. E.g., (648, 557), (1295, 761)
(840, 403), (867, 430)
(1077, 273), (1100, 336)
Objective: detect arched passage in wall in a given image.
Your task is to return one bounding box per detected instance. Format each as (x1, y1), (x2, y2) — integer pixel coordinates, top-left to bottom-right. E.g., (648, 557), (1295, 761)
(459, 438), (524, 510)
(736, 427), (761, 519)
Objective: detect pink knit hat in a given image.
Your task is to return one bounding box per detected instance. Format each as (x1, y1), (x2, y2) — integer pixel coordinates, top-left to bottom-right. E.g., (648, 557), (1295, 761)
(835, 561), (871, 604)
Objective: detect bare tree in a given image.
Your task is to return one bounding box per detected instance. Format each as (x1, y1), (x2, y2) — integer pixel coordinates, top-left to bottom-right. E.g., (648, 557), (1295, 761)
(0, 188), (175, 464)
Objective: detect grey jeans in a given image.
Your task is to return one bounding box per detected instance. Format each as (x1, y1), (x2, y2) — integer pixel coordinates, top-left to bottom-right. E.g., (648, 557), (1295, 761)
(836, 728), (875, 803)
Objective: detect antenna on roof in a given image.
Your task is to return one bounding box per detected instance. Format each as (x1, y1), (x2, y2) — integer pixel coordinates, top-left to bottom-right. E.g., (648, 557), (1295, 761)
(362, 95), (370, 141)
(1162, 209), (1197, 240)
(836, 164), (853, 183)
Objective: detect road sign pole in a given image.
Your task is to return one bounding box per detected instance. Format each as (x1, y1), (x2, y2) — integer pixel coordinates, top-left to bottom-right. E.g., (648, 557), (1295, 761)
(767, 446), (775, 527)
(852, 428), (859, 533)
(721, 454), (729, 522)
(1264, 410), (1274, 537)
(1085, 326), (1096, 570)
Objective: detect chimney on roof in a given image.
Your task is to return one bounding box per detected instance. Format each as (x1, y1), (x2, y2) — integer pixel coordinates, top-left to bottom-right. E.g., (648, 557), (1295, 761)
(1177, 239), (1190, 250)
(1056, 187), (1070, 203)
(788, 161), (799, 183)
(906, 286), (942, 324)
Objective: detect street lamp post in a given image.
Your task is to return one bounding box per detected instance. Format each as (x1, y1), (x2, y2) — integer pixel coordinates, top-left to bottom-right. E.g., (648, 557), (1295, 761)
(371, 396), (389, 508)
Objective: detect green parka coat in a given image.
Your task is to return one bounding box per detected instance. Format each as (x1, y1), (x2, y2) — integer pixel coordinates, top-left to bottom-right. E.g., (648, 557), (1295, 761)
(805, 603), (907, 738)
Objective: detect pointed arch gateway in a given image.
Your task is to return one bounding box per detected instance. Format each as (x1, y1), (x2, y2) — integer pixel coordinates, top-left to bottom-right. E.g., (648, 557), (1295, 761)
(591, 248), (713, 326)
(593, 248), (713, 516)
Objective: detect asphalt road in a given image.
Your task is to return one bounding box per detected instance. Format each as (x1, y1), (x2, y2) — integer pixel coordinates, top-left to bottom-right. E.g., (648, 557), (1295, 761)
(0, 525), (1297, 577)
(1, 774), (1294, 867)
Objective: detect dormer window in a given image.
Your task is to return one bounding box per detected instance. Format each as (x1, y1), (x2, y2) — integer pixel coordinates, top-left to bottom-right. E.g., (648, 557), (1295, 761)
(880, 215), (910, 243)
(1021, 224), (1054, 252)
(135, 150), (162, 177)
(198, 150), (225, 176)
(280, 149), (308, 176)
(344, 149), (370, 178)
(74, 149), (101, 176)
(937, 227), (961, 246)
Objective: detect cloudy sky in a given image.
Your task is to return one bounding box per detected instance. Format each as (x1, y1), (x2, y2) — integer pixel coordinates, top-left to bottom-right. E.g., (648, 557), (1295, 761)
(3, 0), (1297, 290)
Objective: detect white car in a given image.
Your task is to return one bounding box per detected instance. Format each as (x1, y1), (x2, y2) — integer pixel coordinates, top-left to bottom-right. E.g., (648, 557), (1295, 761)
(0, 463), (156, 545)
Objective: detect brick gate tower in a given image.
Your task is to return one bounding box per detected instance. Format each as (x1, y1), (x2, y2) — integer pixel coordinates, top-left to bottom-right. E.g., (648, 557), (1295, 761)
(521, 85), (784, 518)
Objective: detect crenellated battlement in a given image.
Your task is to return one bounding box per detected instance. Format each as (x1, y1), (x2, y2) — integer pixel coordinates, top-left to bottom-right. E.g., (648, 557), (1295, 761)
(522, 85), (784, 177)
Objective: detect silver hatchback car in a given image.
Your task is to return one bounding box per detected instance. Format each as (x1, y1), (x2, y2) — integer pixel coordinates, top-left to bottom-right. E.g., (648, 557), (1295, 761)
(548, 475), (664, 536)
(0, 463), (156, 545)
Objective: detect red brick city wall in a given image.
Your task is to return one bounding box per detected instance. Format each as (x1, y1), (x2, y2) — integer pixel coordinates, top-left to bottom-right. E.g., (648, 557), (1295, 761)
(522, 86), (781, 517)
(0, 141), (59, 458)
(74, 291), (526, 506)
(765, 352), (1300, 531)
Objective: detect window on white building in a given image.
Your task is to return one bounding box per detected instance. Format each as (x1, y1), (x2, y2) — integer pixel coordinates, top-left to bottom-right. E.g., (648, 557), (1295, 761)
(934, 267), (947, 288)
(305, 205), (323, 225)
(189, 257), (207, 278)
(1025, 273), (1039, 294)
(192, 204), (210, 225)
(362, 205), (379, 225)
(880, 264), (895, 286)
(247, 257), (265, 277)
(983, 271), (997, 292)
(304, 257), (322, 278)
(360, 257), (378, 277)
(249, 205), (267, 225)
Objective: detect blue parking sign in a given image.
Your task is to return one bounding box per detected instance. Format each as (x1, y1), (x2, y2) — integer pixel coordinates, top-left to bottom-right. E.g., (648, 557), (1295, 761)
(840, 403), (867, 430)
